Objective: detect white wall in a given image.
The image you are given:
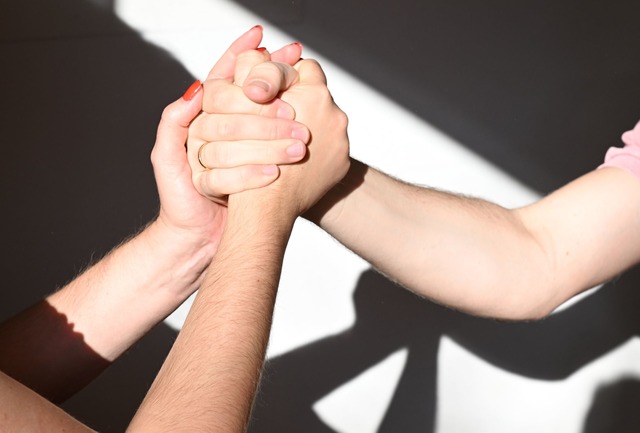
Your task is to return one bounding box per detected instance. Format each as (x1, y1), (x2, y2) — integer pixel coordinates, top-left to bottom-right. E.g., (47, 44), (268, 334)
(113, 1), (640, 432)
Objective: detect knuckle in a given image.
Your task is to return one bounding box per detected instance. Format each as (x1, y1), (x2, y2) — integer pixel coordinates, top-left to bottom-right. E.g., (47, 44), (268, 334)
(335, 109), (349, 130)
(204, 170), (230, 198)
(188, 116), (207, 142)
(216, 118), (237, 139)
(237, 50), (262, 63)
(201, 172), (217, 197)
(258, 102), (275, 118)
(149, 147), (159, 166)
(301, 58), (320, 68)
(210, 92), (228, 113)
(202, 80), (230, 113)
(311, 85), (333, 106)
(192, 172), (201, 191)
(160, 104), (179, 124)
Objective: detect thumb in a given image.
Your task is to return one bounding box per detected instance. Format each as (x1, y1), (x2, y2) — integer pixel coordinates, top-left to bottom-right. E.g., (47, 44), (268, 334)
(152, 80), (203, 167)
(243, 62), (300, 104)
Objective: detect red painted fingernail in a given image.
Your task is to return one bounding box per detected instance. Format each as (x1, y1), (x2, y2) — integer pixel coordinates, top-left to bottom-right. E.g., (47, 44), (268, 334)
(291, 41), (303, 50)
(182, 80), (202, 101)
(257, 47), (267, 52)
(251, 25), (263, 31)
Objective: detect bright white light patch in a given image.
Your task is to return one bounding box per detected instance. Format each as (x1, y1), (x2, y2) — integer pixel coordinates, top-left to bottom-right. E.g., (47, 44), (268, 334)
(313, 348), (408, 433)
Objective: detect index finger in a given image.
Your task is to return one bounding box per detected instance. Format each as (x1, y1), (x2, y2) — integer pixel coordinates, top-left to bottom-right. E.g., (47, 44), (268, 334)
(206, 25), (264, 81)
(270, 42), (303, 66)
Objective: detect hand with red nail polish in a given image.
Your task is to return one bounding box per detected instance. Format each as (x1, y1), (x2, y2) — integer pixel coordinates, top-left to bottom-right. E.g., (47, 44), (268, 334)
(129, 26), (309, 431)
(129, 27), (316, 433)
(192, 33), (350, 216)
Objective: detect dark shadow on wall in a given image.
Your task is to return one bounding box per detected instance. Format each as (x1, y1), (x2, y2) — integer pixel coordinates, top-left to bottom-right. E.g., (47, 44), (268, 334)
(0, 1), (190, 431)
(2, 1), (640, 432)
(583, 378), (640, 433)
(87, 0), (115, 9)
(230, 0), (640, 193)
(249, 268), (640, 433)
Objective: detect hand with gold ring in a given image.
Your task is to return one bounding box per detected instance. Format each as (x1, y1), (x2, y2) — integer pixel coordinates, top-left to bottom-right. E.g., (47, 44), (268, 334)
(154, 25), (303, 254)
(188, 105), (310, 205)
(193, 42), (350, 216)
(185, 37), (308, 205)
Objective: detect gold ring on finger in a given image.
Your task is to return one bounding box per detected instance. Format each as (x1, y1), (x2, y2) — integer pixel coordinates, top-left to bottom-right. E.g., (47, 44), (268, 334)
(197, 142), (209, 169)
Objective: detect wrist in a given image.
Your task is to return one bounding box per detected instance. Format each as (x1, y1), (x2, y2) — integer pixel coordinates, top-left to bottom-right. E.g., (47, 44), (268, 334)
(228, 188), (298, 232)
(305, 158), (367, 228)
(140, 219), (217, 298)
(45, 220), (217, 362)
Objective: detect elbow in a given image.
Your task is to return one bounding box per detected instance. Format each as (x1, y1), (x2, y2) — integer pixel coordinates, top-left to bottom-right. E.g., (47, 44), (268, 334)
(467, 280), (562, 322)
(498, 301), (556, 322)
(473, 251), (562, 321)
(469, 299), (553, 322)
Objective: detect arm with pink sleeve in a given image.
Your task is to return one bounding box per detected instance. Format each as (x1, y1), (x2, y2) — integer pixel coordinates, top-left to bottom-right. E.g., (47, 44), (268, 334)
(208, 59), (640, 318)
(600, 121), (640, 177)
(305, 119), (640, 319)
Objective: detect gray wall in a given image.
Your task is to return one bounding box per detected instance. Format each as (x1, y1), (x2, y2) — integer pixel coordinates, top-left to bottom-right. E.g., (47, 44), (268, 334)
(1, 1), (640, 432)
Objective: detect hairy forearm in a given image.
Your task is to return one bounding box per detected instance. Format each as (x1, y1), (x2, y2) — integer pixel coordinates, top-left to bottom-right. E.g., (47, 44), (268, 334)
(47, 220), (215, 358)
(128, 193), (293, 433)
(0, 220), (214, 402)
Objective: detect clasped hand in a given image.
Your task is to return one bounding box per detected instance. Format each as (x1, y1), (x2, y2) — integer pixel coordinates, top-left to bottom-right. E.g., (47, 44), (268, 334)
(187, 34), (350, 218)
(147, 26), (349, 298)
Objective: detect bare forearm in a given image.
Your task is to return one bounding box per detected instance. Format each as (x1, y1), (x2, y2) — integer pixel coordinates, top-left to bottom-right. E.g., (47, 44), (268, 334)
(313, 161), (640, 320)
(128, 195), (293, 433)
(47, 220), (214, 358)
(0, 371), (96, 433)
(0, 220), (213, 401)
(310, 159), (555, 319)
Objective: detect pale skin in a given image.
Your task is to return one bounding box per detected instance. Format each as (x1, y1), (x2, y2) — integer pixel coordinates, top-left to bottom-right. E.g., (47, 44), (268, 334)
(128, 53), (350, 433)
(198, 55), (640, 321)
(0, 26), (329, 431)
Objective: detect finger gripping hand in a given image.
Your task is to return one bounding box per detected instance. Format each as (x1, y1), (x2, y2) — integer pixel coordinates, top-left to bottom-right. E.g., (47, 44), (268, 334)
(238, 59), (350, 216)
(187, 111), (310, 204)
(187, 46), (309, 205)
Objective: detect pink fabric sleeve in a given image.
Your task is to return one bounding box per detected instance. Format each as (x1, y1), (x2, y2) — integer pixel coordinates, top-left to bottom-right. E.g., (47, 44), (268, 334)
(599, 121), (640, 179)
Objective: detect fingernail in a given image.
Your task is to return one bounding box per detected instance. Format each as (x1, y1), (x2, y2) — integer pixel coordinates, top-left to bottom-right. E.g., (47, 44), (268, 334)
(276, 105), (295, 119)
(248, 79), (270, 93)
(251, 24), (263, 31)
(257, 47), (267, 52)
(291, 41), (303, 50)
(291, 126), (309, 142)
(262, 165), (278, 176)
(182, 80), (202, 101)
(286, 142), (305, 158)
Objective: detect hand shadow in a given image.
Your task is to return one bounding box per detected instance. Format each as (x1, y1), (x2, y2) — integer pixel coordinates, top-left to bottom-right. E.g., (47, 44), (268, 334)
(249, 267), (640, 433)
